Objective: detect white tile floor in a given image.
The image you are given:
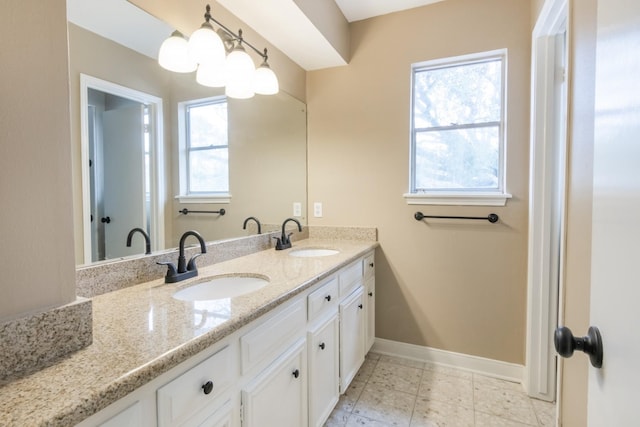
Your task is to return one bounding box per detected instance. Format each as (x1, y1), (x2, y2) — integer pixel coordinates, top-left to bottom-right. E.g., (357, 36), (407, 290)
(325, 353), (556, 427)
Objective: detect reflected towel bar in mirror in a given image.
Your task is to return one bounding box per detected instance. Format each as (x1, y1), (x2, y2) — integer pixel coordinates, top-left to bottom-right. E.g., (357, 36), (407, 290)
(179, 208), (226, 216)
(414, 211), (499, 223)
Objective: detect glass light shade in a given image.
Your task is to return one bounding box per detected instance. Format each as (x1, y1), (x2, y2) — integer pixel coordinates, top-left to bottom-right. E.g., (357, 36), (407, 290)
(158, 31), (197, 73)
(196, 60), (227, 88)
(188, 23), (225, 65)
(254, 61), (279, 95)
(225, 44), (255, 99)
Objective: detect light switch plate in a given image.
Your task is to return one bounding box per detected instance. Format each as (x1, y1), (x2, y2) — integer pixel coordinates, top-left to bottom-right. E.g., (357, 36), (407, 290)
(293, 202), (302, 217)
(313, 202), (323, 217)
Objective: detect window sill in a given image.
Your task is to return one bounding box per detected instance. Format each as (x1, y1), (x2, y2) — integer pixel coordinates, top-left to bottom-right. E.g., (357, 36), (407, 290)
(175, 194), (232, 204)
(403, 192), (512, 206)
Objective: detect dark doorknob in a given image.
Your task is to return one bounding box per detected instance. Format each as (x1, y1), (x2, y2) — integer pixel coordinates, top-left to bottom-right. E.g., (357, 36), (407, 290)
(554, 326), (603, 368)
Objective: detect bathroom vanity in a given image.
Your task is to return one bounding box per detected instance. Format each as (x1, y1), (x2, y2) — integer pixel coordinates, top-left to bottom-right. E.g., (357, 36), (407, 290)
(0, 237), (377, 427)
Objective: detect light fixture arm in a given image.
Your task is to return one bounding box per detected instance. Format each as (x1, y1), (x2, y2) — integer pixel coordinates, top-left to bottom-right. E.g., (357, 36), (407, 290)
(203, 4), (268, 60)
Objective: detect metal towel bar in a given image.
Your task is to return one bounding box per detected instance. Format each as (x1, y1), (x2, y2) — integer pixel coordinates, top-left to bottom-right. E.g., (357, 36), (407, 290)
(179, 208), (226, 216)
(414, 211), (499, 223)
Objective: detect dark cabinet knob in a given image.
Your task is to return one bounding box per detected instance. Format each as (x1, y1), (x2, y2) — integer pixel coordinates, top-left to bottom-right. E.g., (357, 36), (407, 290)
(202, 380), (214, 395)
(292, 369), (300, 379)
(358, 304), (363, 309)
(368, 292), (373, 297)
(319, 342), (326, 350)
(101, 216), (111, 224)
(554, 326), (603, 368)
(369, 262), (374, 268)
(325, 295), (331, 302)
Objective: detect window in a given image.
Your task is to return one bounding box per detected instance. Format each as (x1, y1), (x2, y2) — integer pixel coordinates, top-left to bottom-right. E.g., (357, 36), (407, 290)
(178, 97), (229, 202)
(406, 50), (511, 206)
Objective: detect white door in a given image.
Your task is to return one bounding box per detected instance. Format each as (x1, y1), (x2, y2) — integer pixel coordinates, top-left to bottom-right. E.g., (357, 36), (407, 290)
(102, 105), (146, 259)
(587, 0), (640, 423)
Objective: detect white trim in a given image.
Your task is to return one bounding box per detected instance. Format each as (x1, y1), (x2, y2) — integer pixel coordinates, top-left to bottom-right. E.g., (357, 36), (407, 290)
(372, 338), (524, 384)
(403, 192), (511, 206)
(175, 194), (232, 204)
(80, 74), (165, 263)
(525, 0), (569, 403)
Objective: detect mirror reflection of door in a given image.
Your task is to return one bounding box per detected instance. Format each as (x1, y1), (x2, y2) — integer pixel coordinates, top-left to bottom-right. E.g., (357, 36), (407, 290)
(87, 88), (149, 261)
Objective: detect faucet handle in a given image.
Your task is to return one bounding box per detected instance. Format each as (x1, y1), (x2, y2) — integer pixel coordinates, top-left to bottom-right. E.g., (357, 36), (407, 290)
(187, 253), (203, 272)
(157, 261), (177, 278)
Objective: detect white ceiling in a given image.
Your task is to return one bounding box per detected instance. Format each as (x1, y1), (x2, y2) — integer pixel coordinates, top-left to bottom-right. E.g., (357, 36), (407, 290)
(67, 0), (444, 70)
(334, 0), (444, 22)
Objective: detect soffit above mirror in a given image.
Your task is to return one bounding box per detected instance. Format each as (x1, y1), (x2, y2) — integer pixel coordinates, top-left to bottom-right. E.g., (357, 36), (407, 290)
(68, 0), (447, 71)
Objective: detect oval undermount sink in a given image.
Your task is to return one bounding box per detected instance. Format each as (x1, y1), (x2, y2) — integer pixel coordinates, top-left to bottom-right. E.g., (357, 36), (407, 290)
(173, 275), (269, 301)
(289, 248), (340, 258)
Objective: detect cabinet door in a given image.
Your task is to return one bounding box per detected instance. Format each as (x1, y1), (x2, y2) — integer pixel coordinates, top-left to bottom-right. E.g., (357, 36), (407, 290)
(365, 275), (375, 353)
(242, 339), (307, 427)
(99, 402), (142, 427)
(339, 286), (365, 394)
(308, 313), (339, 427)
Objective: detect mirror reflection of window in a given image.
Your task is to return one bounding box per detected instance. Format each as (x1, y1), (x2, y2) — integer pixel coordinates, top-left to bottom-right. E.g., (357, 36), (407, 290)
(185, 98), (229, 194)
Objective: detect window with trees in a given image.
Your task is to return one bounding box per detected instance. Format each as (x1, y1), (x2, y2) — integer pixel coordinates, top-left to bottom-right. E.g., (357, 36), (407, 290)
(406, 50), (510, 206)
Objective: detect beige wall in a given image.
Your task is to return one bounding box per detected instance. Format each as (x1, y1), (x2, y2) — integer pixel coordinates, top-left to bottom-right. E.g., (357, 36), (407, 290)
(307, 0), (532, 363)
(0, 0), (76, 321)
(561, 1), (597, 424)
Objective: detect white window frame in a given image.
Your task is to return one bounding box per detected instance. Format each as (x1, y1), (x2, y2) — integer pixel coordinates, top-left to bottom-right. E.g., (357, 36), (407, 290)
(176, 96), (231, 204)
(404, 49), (512, 206)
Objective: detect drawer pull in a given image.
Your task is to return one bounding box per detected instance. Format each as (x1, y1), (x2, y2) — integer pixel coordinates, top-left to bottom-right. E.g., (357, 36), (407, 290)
(368, 292), (373, 297)
(319, 342), (326, 350)
(292, 369), (300, 379)
(202, 380), (214, 395)
(325, 295), (331, 302)
(369, 262), (374, 268)
(358, 304), (363, 309)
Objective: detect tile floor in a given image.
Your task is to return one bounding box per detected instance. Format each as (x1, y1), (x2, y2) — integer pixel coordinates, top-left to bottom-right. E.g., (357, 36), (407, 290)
(325, 352), (556, 427)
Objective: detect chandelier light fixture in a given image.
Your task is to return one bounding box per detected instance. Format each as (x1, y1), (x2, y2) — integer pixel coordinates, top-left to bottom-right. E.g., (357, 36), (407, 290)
(158, 4), (279, 99)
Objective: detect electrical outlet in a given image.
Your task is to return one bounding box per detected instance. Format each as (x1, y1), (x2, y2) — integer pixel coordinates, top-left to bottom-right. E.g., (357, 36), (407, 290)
(293, 202), (302, 217)
(313, 202), (323, 218)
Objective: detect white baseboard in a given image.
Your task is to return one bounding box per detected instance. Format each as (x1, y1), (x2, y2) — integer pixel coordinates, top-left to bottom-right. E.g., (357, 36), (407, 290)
(371, 338), (524, 384)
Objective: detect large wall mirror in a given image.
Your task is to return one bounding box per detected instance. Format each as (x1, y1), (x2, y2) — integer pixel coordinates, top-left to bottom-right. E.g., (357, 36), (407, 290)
(68, 0), (307, 265)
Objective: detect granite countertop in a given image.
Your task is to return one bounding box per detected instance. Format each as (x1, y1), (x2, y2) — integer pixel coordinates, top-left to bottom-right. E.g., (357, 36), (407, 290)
(0, 238), (377, 426)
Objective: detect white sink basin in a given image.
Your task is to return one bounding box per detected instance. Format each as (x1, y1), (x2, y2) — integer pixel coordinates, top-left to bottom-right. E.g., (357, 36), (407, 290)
(289, 248), (340, 258)
(173, 275), (269, 301)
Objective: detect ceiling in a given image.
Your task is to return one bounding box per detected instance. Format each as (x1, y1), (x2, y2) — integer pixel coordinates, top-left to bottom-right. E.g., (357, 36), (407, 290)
(67, 0), (444, 70)
(334, 0), (443, 22)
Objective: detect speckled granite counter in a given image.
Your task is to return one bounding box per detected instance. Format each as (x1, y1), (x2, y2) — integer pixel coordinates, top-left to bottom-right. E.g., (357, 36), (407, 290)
(0, 238), (377, 426)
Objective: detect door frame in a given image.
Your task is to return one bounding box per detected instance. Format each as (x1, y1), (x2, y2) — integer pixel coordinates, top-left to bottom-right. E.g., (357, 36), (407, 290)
(80, 74), (165, 264)
(525, 0), (569, 403)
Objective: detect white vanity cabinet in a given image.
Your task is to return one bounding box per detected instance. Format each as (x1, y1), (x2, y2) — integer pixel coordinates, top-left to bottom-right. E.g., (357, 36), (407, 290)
(338, 286), (365, 394)
(78, 249), (376, 427)
(157, 345), (234, 427)
(363, 251), (376, 352)
(241, 339), (307, 427)
(306, 274), (340, 427)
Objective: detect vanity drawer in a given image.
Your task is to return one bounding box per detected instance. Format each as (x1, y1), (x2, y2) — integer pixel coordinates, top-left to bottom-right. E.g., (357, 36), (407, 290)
(157, 346), (232, 427)
(339, 260), (363, 297)
(308, 276), (338, 322)
(364, 252), (375, 281)
(240, 299), (306, 375)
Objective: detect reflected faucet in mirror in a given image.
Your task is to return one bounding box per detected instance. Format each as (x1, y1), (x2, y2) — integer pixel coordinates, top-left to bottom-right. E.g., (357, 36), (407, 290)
(126, 228), (151, 255)
(157, 230), (207, 283)
(274, 218), (302, 250)
(243, 216), (262, 235)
